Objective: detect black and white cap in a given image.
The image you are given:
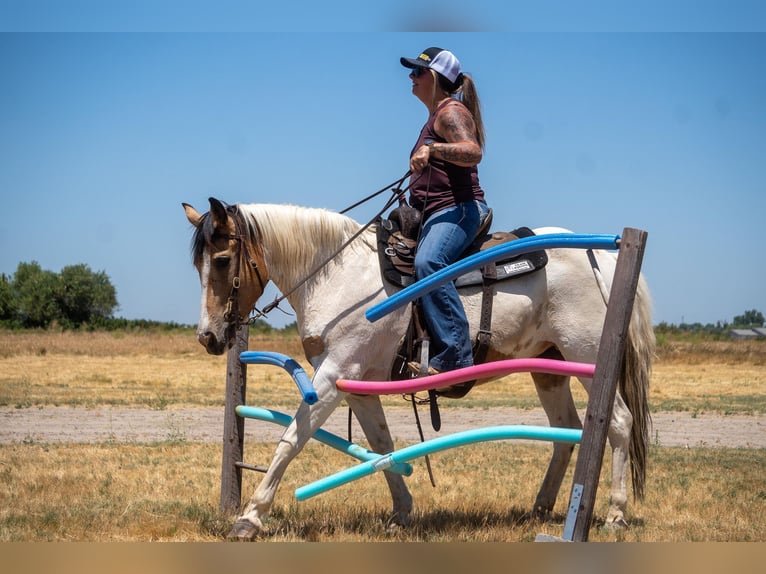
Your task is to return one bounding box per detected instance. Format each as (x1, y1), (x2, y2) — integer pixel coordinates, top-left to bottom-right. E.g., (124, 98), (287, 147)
(400, 47), (463, 84)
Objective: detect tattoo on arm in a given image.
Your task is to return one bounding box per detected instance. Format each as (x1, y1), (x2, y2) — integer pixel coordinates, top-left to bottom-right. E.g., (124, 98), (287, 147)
(433, 104), (482, 166)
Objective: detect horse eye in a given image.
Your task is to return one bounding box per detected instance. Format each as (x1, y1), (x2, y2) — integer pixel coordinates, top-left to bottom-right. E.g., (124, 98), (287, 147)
(213, 255), (231, 268)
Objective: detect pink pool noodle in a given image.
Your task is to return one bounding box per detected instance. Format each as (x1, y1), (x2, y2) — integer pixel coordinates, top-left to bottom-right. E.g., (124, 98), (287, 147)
(336, 358), (596, 395)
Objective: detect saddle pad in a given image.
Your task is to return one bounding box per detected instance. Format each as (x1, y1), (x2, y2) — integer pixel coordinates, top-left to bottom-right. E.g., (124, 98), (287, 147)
(376, 220), (548, 289)
(454, 227), (548, 288)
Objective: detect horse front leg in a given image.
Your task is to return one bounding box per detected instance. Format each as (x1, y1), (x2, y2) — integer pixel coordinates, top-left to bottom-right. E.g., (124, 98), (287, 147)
(229, 384), (345, 540)
(346, 394), (413, 527)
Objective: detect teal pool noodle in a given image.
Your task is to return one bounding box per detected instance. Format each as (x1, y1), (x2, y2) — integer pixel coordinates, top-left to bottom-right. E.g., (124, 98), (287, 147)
(295, 425), (582, 501)
(235, 405), (412, 476)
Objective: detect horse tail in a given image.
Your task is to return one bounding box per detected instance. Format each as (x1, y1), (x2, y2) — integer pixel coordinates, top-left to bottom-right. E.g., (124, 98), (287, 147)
(620, 272), (655, 500)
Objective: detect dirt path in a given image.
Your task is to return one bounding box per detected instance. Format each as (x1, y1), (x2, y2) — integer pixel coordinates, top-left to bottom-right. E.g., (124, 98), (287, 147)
(1, 406), (763, 448)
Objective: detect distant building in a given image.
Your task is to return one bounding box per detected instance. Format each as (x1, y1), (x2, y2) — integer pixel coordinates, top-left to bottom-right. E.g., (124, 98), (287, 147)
(729, 329), (758, 339)
(753, 328), (766, 338)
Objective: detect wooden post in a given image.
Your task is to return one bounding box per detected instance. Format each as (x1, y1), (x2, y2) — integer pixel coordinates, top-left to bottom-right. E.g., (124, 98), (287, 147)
(565, 227), (648, 541)
(219, 323), (249, 514)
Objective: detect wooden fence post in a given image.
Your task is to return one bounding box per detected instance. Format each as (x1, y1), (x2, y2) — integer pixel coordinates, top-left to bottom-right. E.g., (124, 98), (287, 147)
(219, 323), (249, 514)
(565, 227), (648, 541)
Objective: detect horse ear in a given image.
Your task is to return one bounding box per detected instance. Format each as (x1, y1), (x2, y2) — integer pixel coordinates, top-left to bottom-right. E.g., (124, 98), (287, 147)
(209, 197), (229, 231)
(183, 203), (203, 228)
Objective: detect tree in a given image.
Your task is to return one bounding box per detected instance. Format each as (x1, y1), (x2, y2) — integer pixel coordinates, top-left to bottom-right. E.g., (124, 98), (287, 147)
(3, 261), (119, 329)
(12, 261), (61, 328)
(0, 273), (15, 323)
(732, 309), (765, 328)
(56, 264), (118, 327)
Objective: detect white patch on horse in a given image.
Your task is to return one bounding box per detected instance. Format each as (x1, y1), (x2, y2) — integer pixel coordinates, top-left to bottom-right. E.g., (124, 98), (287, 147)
(197, 251), (211, 336)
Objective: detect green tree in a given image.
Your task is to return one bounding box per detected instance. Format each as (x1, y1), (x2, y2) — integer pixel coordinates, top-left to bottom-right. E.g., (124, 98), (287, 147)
(732, 309), (765, 328)
(56, 264), (118, 327)
(12, 261), (61, 328)
(3, 261), (119, 329)
(0, 273), (16, 323)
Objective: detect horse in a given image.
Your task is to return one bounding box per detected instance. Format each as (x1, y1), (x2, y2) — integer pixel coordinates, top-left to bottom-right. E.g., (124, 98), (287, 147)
(182, 197), (655, 540)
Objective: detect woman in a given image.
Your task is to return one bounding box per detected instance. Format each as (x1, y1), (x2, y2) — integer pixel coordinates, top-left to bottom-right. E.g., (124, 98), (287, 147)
(400, 47), (489, 374)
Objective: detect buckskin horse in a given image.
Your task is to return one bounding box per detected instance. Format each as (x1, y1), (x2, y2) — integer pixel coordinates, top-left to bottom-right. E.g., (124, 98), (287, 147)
(183, 197), (654, 540)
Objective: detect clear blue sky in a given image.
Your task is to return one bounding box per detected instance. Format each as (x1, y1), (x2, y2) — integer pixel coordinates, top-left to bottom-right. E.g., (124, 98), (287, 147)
(1, 4), (765, 328)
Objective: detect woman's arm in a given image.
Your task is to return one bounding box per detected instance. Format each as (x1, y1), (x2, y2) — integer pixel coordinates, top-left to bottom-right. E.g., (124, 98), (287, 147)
(409, 102), (482, 172)
(431, 103), (483, 166)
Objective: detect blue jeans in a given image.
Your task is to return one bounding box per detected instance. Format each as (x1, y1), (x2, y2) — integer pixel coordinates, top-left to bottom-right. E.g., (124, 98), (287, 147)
(414, 200), (490, 371)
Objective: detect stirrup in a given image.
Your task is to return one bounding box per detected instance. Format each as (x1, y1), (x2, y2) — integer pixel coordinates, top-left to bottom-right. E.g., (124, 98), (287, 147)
(407, 360), (440, 377)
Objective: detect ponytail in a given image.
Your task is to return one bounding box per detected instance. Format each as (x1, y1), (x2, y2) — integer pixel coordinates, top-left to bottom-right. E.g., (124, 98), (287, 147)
(437, 72), (485, 149)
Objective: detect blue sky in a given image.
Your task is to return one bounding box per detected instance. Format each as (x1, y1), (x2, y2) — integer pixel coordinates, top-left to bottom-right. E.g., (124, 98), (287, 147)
(1, 5), (765, 328)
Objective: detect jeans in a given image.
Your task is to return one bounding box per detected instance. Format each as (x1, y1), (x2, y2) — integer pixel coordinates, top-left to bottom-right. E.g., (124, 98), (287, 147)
(414, 200), (490, 371)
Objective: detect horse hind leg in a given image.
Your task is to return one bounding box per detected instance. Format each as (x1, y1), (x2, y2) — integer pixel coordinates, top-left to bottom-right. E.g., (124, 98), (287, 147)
(558, 376), (633, 529)
(528, 365), (582, 521)
(346, 394), (413, 527)
(530, 373), (634, 528)
(603, 391), (633, 528)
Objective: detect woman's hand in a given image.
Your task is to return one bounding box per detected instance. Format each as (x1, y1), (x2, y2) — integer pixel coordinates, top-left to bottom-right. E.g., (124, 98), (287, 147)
(409, 144), (431, 172)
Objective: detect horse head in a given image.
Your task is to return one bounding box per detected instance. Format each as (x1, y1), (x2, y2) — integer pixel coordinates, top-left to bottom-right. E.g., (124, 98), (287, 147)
(183, 197), (269, 354)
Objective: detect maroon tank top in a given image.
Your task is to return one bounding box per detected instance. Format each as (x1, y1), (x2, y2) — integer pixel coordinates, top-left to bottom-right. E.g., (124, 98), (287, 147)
(408, 99), (485, 219)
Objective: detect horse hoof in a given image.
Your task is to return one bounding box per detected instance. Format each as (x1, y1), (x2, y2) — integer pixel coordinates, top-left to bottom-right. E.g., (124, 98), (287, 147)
(604, 516), (629, 530)
(385, 511), (412, 530)
(227, 519), (259, 540)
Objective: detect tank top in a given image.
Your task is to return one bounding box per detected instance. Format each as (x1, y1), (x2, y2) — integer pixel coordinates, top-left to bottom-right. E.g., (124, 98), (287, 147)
(408, 99), (485, 219)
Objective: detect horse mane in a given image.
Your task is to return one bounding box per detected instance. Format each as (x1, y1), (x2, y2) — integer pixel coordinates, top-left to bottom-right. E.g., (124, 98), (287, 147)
(236, 203), (374, 287)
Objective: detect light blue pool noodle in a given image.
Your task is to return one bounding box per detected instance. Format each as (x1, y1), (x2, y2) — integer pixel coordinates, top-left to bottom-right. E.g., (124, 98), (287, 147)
(366, 233), (620, 322)
(235, 405), (412, 477)
(239, 350), (319, 405)
(295, 425), (582, 501)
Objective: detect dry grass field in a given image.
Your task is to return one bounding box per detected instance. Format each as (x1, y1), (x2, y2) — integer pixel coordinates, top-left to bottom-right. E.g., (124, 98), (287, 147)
(1, 329), (765, 542)
(1, 330), (765, 413)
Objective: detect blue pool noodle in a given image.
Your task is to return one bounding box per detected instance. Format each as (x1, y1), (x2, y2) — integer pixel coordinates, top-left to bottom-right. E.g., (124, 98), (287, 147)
(239, 350), (319, 405)
(366, 233), (620, 322)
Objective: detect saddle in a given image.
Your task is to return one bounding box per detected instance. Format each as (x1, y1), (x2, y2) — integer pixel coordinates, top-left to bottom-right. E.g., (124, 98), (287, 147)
(376, 204), (548, 416)
(377, 204), (548, 289)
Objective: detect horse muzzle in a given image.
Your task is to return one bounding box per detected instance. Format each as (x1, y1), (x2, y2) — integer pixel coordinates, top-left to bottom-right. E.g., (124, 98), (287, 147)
(198, 330), (228, 355)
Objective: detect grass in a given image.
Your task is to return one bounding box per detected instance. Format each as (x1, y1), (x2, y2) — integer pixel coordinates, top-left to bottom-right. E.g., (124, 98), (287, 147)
(2, 331), (765, 413)
(0, 329), (765, 542)
(0, 331), (301, 409)
(1, 440), (764, 542)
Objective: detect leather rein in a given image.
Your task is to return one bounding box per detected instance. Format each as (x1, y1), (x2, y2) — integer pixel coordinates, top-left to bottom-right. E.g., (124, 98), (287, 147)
(222, 171), (418, 328)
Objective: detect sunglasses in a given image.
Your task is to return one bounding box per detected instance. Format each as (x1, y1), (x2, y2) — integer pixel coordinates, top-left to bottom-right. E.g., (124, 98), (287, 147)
(411, 66), (429, 78)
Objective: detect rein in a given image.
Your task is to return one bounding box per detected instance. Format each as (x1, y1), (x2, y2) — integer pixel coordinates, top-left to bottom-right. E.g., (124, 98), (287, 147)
(229, 171), (419, 326)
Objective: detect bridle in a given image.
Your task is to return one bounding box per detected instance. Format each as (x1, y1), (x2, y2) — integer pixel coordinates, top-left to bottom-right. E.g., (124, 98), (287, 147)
(217, 171), (421, 328)
(220, 205), (268, 325)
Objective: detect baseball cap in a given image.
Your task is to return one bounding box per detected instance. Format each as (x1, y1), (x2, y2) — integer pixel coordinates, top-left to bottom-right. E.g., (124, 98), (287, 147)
(400, 47), (462, 84)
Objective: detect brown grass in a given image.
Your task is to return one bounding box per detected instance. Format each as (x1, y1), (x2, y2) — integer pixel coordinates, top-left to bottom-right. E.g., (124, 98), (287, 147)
(0, 331), (304, 409)
(1, 330), (765, 542)
(2, 331), (765, 413)
(2, 440), (764, 542)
